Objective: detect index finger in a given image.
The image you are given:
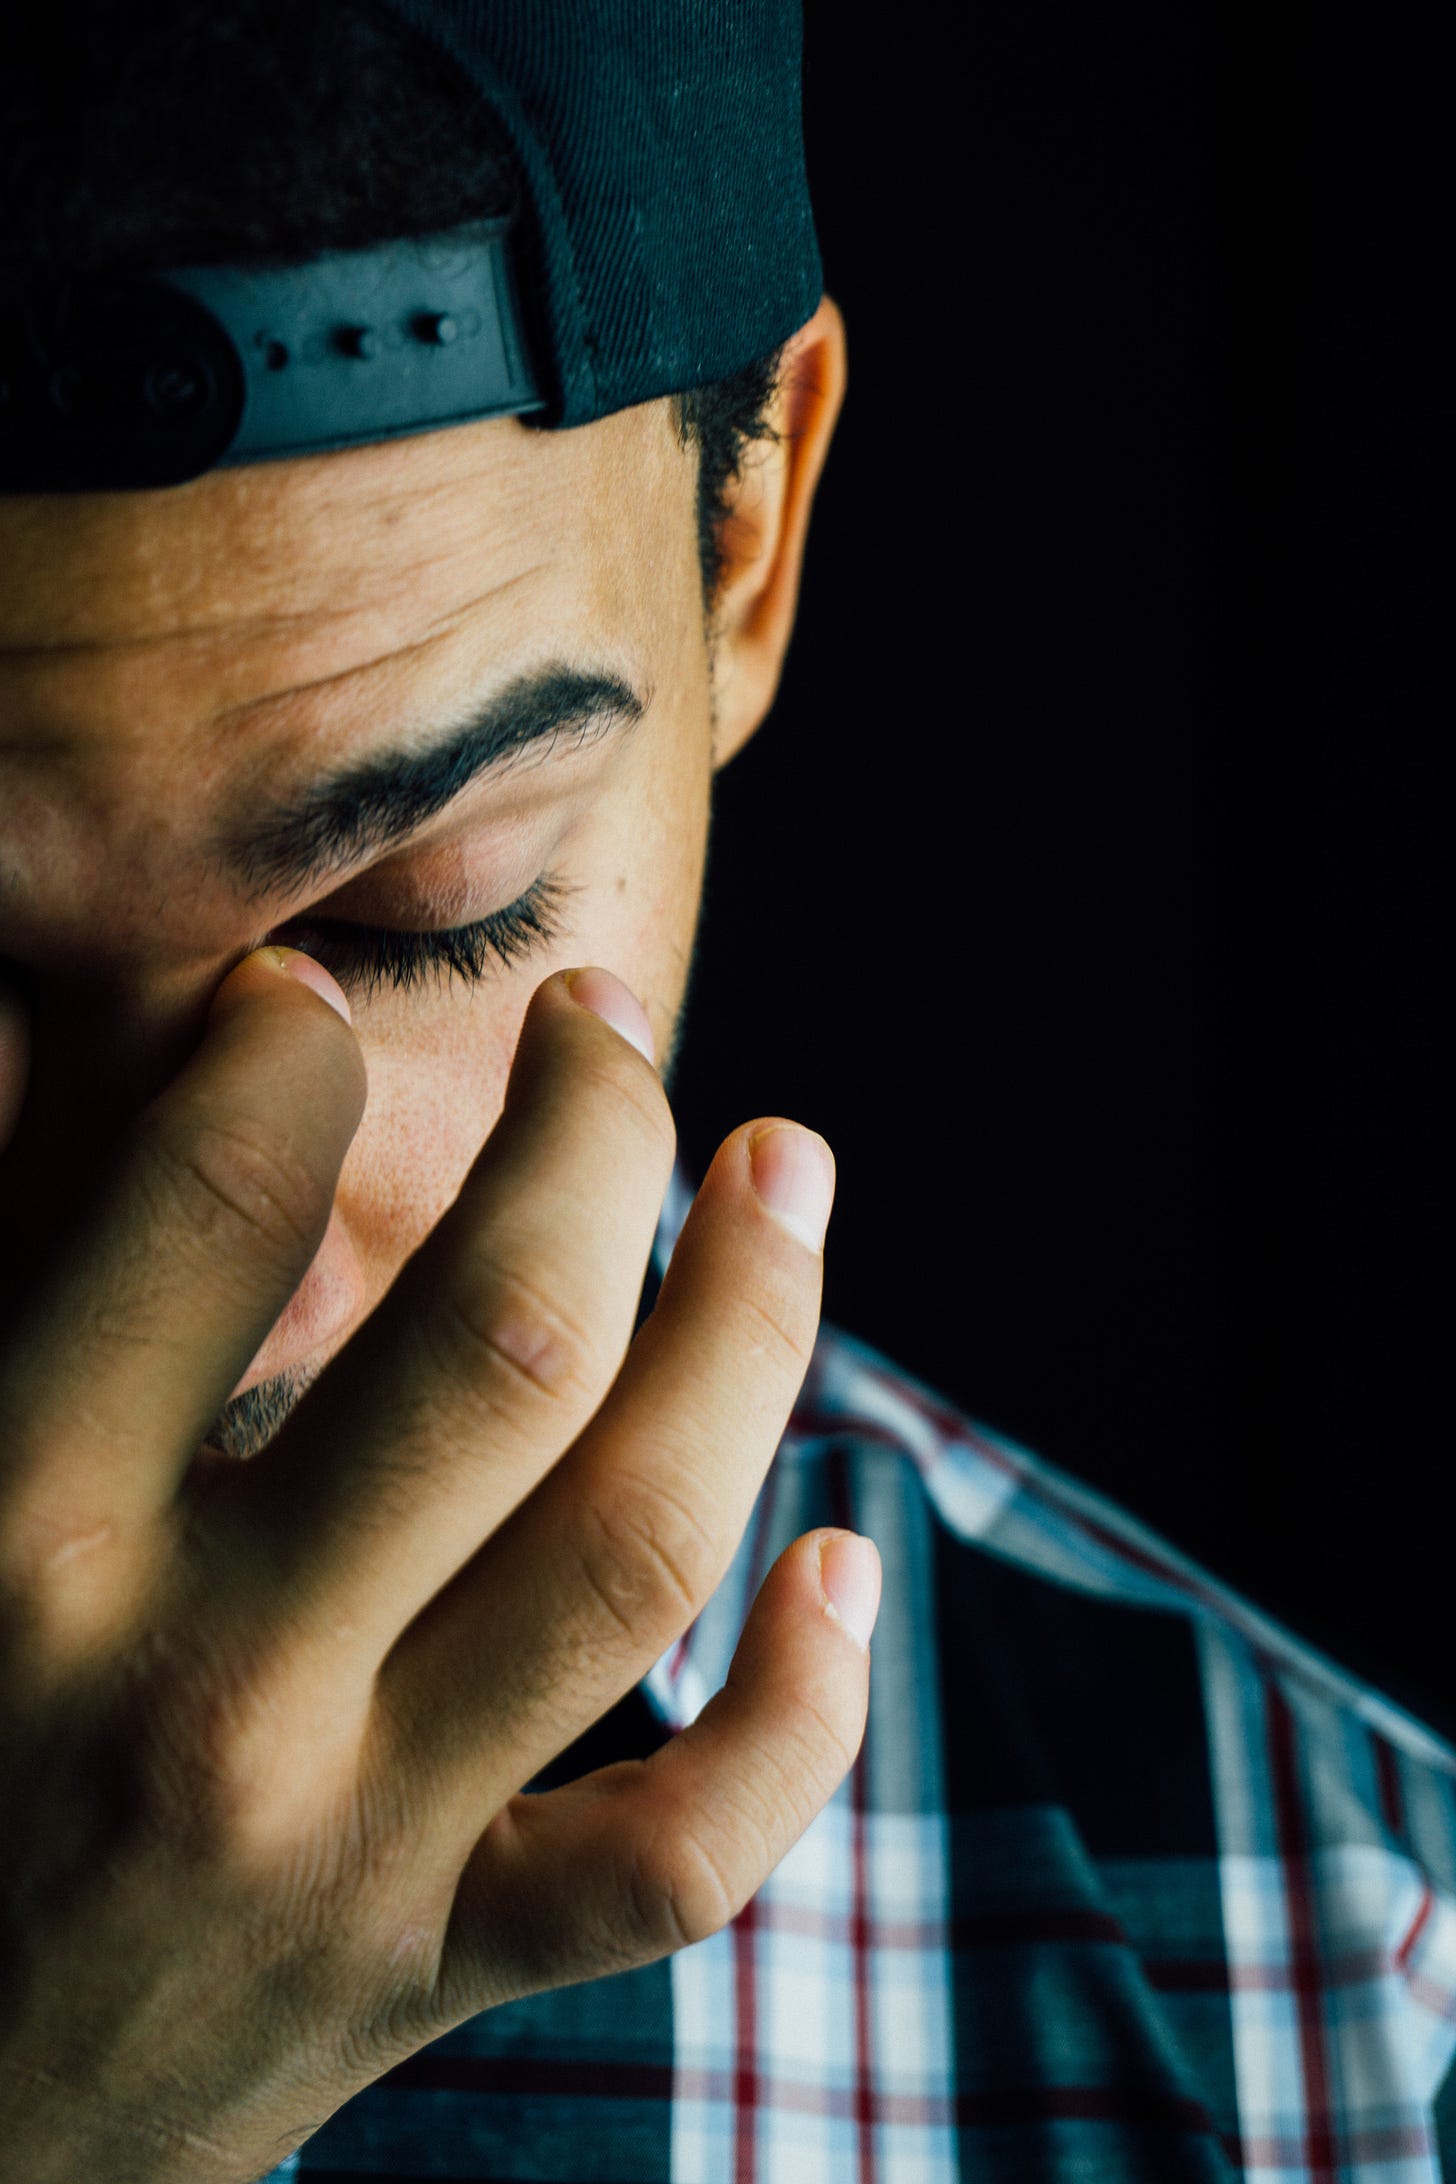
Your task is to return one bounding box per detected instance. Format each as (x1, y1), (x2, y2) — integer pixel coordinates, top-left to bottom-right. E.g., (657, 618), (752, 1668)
(0, 947), (365, 1609)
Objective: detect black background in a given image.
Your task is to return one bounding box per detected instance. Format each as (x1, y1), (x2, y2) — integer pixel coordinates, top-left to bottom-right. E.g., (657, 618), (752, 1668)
(668, 5), (1449, 1740)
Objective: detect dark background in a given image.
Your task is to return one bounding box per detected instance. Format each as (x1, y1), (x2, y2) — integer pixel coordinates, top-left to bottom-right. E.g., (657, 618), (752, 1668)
(669, 5), (1449, 1740)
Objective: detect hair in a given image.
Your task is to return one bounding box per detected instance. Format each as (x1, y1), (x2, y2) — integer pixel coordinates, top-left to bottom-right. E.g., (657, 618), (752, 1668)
(0, 0), (787, 635)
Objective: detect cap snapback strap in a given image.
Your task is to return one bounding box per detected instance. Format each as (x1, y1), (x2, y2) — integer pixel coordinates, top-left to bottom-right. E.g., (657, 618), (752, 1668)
(0, 217), (545, 492)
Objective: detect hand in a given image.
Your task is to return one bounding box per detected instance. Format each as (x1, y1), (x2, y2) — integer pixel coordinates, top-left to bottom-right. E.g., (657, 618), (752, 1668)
(0, 950), (876, 2184)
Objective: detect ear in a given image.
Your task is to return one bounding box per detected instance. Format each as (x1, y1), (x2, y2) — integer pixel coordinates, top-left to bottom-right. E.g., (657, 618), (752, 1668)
(708, 293), (848, 771)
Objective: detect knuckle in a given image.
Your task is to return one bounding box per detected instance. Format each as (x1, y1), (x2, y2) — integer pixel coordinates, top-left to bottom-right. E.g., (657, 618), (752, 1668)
(139, 1641), (378, 1885)
(130, 1645), (289, 1848)
(737, 1265), (818, 1382)
(441, 1258), (605, 1409)
(576, 1050), (676, 1167)
(141, 1106), (328, 1272)
(761, 1695), (859, 1820)
(573, 1474), (720, 1643)
(794, 1683), (863, 1785)
(0, 1500), (153, 1661)
(622, 1813), (745, 1954)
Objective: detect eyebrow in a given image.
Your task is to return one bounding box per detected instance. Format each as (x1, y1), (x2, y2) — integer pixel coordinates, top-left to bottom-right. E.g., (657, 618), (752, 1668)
(219, 662), (645, 903)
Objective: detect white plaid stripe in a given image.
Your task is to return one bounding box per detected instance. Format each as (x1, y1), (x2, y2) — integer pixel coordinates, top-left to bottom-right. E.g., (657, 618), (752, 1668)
(657, 1346), (960, 2183)
(1200, 1620), (1456, 2179)
(1402, 1887), (1456, 2091)
(670, 1923), (738, 2183)
(668, 1800), (959, 2184)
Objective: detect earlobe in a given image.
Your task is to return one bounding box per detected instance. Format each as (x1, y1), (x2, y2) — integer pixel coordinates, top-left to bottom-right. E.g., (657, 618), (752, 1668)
(709, 294), (848, 772)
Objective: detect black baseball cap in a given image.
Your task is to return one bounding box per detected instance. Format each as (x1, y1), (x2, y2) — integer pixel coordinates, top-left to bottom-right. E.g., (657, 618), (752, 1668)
(0, 0), (821, 491)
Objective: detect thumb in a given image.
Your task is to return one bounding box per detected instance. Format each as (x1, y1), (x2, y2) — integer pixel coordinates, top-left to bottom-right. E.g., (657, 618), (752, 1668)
(0, 969), (28, 1152)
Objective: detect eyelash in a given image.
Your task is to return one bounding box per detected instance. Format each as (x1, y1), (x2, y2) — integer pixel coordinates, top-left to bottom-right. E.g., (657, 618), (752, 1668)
(281, 871), (578, 1002)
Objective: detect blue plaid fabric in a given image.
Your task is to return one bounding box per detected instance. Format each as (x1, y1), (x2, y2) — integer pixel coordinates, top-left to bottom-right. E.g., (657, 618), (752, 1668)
(263, 1159), (1456, 2182)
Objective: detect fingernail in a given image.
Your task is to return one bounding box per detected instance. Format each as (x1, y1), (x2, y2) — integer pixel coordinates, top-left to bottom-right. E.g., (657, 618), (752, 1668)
(260, 945), (352, 1024)
(818, 1533), (882, 1652)
(749, 1124), (835, 1252)
(563, 966), (655, 1064)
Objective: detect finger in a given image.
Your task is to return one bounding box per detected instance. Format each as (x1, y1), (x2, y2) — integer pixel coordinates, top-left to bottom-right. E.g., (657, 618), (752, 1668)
(0, 967), (29, 1152)
(219, 965), (676, 1678)
(0, 948), (365, 1591)
(426, 1529), (880, 2025)
(376, 1112), (835, 1827)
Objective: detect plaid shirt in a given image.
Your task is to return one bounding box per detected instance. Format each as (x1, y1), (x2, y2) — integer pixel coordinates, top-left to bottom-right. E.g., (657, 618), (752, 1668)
(262, 1158), (1456, 2183)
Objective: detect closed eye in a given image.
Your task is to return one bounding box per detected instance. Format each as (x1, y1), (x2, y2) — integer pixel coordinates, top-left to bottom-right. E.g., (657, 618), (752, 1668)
(276, 871), (579, 1002)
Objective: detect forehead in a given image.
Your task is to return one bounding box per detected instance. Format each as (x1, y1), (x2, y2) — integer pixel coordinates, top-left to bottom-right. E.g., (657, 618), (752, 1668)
(0, 400), (691, 705)
(0, 403), (699, 959)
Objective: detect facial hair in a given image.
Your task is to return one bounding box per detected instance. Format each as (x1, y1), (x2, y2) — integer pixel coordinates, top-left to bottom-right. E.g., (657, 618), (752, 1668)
(201, 1362), (318, 1462)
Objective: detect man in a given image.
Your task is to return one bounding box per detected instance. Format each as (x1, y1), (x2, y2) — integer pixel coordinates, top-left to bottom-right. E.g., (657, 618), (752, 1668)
(0, 4), (1452, 2181)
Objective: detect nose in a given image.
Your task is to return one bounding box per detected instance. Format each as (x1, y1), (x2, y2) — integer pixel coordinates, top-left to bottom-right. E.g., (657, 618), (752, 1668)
(227, 1204), (367, 1400)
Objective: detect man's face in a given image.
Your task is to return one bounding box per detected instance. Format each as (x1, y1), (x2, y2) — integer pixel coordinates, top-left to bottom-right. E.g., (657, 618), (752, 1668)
(0, 395), (725, 1459)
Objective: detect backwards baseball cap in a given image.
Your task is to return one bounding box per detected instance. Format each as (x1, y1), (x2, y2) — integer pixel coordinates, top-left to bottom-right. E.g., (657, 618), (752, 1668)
(0, 0), (821, 492)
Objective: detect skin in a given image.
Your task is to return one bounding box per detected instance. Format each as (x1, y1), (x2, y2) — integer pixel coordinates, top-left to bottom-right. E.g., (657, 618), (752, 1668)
(0, 298), (879, 2182)
(0, 297), (841, 1451)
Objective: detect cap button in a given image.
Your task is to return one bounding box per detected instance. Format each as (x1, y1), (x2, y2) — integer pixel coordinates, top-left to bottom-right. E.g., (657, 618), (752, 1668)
(340, 325), (382, 361)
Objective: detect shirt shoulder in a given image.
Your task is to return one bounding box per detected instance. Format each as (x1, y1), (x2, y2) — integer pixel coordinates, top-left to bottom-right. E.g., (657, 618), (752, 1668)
(649, 1151), (1456, 1865)
(828, 1311), (1455, 1763)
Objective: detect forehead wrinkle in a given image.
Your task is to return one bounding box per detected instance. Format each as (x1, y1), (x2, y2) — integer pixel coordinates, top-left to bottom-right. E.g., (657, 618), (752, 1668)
(0, 559), (552, 797)
(0, 607), (371, 663)
(0, 549), (548, 668)
(203, 603), (480, 735)
(0, 597), (371, 664)
(197, 561), (553, 811)
(0, 444), (560, 659)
